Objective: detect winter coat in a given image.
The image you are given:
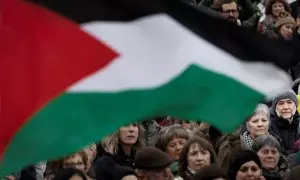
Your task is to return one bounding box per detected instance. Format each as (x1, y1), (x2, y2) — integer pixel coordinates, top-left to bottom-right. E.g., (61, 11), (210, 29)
(215, 129), (242, 171)
(93, 144), (135, 170)
(258, 15), (276, 34)
(262, 156), (289, 180)
(269, 111), (300, 155)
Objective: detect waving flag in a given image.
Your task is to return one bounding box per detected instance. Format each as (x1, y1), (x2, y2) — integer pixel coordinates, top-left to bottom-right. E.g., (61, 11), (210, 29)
(1, 0), (296, 175)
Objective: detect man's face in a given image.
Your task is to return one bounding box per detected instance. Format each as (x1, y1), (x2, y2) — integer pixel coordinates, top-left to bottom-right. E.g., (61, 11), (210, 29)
(221, 2), (239, 23)
(275, 99), (297, 119)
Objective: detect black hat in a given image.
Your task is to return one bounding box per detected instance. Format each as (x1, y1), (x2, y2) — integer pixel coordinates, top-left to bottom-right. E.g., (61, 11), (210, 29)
(113, 165), (137, 180)
(228, 150), (261, 180)
(193, 165), (227, 180)
(134, 147), (173, 171)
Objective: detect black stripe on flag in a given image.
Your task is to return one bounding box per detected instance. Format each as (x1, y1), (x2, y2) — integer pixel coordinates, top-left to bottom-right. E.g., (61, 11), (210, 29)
(32, 0), (299, 72)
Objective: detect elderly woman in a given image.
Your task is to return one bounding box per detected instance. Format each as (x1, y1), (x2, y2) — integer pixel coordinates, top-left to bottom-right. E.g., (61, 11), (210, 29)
(93, 123), (144, 172)
(252, 135), (289, 180)
(174, 137), (218, 180)
(156, 124), (189, 176)
(241, 104), (272, 150)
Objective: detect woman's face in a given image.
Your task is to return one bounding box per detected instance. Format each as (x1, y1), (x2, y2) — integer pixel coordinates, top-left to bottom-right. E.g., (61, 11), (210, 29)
(119, 124), (139, 146)
(271, 2), (285, 17)
(247, 113), (269, 138)
(166, 136), (187, 161)
(236, 161), (262, 180)
(257, 145), (280, 170)
(187, 143), (211, 172)
(280, 23), (295, 40)
(63, 153), (85, 173)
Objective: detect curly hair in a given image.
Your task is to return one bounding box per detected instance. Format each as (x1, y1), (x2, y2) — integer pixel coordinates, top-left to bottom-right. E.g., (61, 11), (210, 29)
(265, 0), (291, 15)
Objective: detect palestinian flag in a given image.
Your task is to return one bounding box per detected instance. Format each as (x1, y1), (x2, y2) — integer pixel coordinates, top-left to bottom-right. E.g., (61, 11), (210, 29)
(1, 0), (297, 175)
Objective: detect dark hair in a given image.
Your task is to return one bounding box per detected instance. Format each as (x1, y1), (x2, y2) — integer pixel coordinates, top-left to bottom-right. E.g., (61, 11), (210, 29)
(54, 168), (87, 180)
(219, 0), (237, 7)
(178, 137), (218, 179)
(252, 135), (282, 153)
(265, 0), (291, 15)
(193, 164), (227, 180)
(50, 151), (89, 173)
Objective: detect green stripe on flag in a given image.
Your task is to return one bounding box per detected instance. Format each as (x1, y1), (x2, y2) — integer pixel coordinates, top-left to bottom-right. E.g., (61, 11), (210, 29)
(0, 65), (264, 175)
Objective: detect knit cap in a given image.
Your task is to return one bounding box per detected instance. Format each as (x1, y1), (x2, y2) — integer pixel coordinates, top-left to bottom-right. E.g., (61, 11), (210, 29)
(228, 150), (261, 180)
(275, 12), (296, 28)
(271, 89), (298, 108)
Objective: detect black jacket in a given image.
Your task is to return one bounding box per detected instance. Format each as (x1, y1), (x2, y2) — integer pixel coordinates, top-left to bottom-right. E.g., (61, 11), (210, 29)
(93, 144), (135, 171)
(270, 111), (300, 155)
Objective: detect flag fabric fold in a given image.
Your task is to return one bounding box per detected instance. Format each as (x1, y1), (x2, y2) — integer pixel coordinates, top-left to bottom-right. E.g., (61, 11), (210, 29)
(1, 0), (297, 176)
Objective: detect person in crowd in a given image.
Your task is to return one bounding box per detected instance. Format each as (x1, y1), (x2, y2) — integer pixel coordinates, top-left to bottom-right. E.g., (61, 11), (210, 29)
(219, 0), (260, 28)
(264, 11), (296, 39)
(54, 168), (87, 180)
(252, 135), (289, 180)
(194, 122), (223, 149)
(286, 139), (300, 167)
(180, 120), (200, 135)
(134, 147), (174, 180)
(35, 162), (47, 180)
(284, 165), (300, 180)
(94, 156), (138, 180)
(193, 164), (228, 180)
(48, 151), (90, 179)
(142, 119), (161, 147)
(215, 128), (242, 171)
(156, 124), (189, 176)
(241, 104), (282, 150)
(274, 12), (296, 40)
(94, 123), (144, 169)
(269, 90), (300, 155)
(175, 137), (218, 180)
(258, 0), (291, 34)
(228, 150), (264, 180)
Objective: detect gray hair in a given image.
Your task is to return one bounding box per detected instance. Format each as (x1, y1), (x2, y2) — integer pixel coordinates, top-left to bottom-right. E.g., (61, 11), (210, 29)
(246, 104), (270, 131)
(156, 124), (189, 152)
(252, 135), (281, 153)
(253, 104), (270, 120)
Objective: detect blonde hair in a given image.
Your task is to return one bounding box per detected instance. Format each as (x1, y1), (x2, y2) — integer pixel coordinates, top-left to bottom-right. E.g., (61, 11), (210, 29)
(101, 124), (144, 154)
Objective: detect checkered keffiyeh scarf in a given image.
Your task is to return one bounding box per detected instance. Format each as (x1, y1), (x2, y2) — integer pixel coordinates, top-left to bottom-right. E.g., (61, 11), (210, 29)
(241, 131), (254, 149)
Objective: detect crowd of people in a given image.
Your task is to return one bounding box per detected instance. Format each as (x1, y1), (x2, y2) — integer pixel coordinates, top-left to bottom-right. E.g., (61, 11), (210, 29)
(7, 0), (300, 179)
(7, 89), (300, 180)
